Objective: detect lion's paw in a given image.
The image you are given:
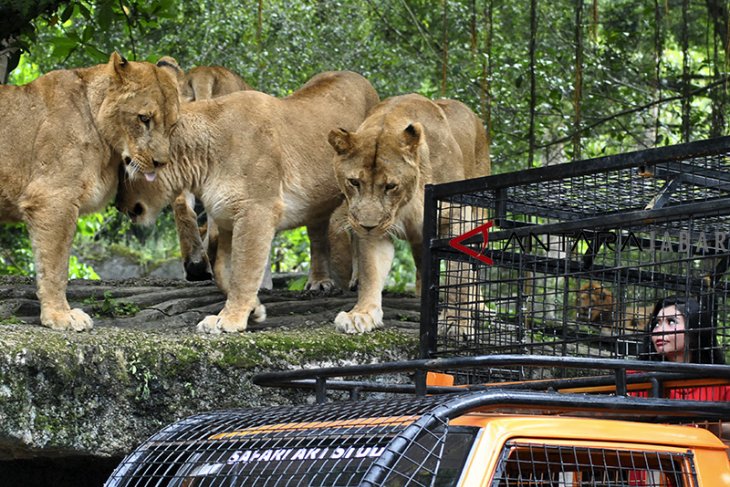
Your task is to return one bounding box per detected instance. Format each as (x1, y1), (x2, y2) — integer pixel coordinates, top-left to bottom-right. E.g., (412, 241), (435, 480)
(184, 258), (213, 282)
(197, 311), (253, 334)
(251, 303), (267, 323)
(42, 308), (94, 332)
(305, 278), (337, 294)
(196, 315), (224, 334)
(334, 307), (383, 334)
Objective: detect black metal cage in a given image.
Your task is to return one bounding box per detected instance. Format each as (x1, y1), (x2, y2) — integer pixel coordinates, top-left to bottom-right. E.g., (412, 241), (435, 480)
(105, 384), (730, 487)
(420, 136), (730, 382)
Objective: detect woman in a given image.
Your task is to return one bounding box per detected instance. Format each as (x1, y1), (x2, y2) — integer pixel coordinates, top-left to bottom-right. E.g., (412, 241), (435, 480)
(636, 296), (728, 400)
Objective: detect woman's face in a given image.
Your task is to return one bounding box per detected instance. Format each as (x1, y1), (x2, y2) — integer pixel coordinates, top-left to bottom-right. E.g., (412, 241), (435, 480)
(651, 304), (687, 362)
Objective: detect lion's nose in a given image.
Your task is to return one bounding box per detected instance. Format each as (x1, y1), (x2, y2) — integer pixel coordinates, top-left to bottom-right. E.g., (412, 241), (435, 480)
(132, 203), (144, 217)
(153, 160), (164, 168)
(124, 156), (132, 165)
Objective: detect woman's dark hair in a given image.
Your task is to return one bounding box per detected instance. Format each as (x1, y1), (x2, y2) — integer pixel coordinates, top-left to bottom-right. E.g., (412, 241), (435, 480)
(640, 296), (725, 364)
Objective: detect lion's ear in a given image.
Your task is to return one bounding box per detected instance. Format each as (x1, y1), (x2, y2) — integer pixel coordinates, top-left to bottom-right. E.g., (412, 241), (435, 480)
(402, 123), (423, 153)
(109, 51), (129, 81)
(157, 56), (184, 79)
(329, 128), (354, 155)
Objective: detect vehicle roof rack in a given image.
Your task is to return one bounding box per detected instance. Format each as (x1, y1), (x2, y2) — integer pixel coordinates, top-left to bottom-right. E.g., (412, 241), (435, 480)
(253, 353), (730, 406)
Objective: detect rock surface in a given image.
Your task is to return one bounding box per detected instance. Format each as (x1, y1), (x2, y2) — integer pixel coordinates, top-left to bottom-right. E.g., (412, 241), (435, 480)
(0, 276), (421, 461)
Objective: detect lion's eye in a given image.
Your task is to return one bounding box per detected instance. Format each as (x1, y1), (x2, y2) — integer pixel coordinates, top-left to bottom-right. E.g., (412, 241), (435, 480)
(138, 114), (151, 127)
(384, 183), (398, 192)
(348, 178), (360, 188)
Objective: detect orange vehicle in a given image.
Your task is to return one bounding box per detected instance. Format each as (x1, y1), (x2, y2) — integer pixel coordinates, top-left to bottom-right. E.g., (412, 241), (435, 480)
(105, 355), (730, 486)
(106, 356), (730, 487)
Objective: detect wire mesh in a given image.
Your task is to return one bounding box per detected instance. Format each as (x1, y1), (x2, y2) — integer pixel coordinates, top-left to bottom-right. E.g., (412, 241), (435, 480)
(422, 137), (730, 383)
(491, 441), (696, 487)
(104, 394), (474, 487)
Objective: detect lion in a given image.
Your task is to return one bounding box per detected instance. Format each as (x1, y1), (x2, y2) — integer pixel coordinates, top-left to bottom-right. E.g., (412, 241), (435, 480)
(156, 56), (257, 284)
(575, 281), (653, 336)
(328, 93), (491, 333)
(157, 56), (253, 102)
(116, 71), (379, 333)
(0, 52), (179, 331)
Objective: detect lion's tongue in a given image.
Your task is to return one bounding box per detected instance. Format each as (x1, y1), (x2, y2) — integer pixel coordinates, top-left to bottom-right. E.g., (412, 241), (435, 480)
(144, 172), (157, 182)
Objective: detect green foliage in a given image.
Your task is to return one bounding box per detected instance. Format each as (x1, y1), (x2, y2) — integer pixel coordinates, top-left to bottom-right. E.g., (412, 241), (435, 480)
(82, 290), (140, 318)
(0, 316), (26, 325)
(272, 227), (310, 274)
(386, 240), (417, 293)
(3, 0), (730, 280)
(0, 224), (33, 276)
(126, 352), (155, 401)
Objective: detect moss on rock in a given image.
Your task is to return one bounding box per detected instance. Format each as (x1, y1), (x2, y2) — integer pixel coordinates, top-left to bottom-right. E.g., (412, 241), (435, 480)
(0, 284), (419, 460)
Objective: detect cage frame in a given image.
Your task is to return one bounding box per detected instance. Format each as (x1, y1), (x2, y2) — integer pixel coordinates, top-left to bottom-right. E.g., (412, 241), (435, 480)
(419, 135), (730, 362)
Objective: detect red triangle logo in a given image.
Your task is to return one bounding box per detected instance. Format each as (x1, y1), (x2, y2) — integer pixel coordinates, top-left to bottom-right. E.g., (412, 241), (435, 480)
(448, 221), (494, 265)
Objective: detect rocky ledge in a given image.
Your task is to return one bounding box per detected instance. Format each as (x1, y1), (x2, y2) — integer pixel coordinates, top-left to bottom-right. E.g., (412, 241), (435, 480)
(0, 276), (421, 464)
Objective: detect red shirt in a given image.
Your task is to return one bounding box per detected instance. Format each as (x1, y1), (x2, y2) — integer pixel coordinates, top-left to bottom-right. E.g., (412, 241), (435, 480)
(627, 370), (730, 400)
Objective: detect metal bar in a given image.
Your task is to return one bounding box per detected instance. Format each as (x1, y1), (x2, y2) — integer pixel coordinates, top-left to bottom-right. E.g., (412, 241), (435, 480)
(414, 370), (427, 396)
(655, 159), (730, 186)
(433, 197), (730, 247)
(420, 184), (440, 359)
(252, 354), (730, 387)
(428, 136), (730, 199)
(616, 368), (627, 396)
(253, 372), (721, 396)
(430, 246), (712, 294)
(315, 376), (327, 404)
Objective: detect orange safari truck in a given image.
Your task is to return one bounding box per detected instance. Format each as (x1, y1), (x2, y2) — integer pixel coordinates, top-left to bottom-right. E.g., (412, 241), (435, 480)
(105, 356), (730, 486)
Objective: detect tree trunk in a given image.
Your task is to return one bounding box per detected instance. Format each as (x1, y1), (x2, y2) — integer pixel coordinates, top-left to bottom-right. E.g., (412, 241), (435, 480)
(653, 0), (664, 145)
(681, 0), (691, 142)
(573, 0), (584, 161)
(528, 0), (538, 168)
(441, 0), (449, 97)
(480, 0), (494, 153)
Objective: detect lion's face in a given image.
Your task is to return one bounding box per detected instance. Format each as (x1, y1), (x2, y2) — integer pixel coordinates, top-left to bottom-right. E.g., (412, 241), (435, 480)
(99, 53), (180, 182)
(329, 123), (422, 237)
(575, 282), (614, 322)
(115, 164), (174, 226)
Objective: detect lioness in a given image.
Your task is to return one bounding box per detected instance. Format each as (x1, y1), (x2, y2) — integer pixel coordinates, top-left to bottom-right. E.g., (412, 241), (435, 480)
(116, 71), (379, 333)
(157, 56), (256, 283)
(0, 53), (179, 331)
(575, 281), (653, 336)
(328, 93), (491, 333)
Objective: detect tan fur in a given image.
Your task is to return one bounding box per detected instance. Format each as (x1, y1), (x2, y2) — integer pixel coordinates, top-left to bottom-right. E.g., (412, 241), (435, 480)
(116, 71), (379, 333)
(155, 56), (254, 282)
(0, 53), (179, 331)
(575, 282), (652, 335)
(157, 56), (253, 102)
(328, 94), (491, 333)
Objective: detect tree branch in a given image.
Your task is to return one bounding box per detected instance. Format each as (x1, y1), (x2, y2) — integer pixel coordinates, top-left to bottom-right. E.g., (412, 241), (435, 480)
(118, 0), (137, 59)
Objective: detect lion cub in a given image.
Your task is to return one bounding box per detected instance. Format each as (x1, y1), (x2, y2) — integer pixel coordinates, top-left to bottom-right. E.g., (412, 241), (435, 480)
(0, 53), (179, 331)
(328, 93), (490, 333)
(116, 71), (379, 333)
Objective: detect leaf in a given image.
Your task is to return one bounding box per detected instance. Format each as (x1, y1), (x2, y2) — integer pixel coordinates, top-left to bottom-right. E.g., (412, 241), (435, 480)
(60, 4), (75, 23)
(84, 45), (110, 63)
(77, 3), (91, 19)
(97, 2), (115, 31)
(82, 25), (94, 42)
